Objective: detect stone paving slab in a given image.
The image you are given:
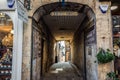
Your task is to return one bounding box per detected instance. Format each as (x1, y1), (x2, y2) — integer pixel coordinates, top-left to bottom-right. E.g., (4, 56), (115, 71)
(43, 77), (82, 80)
(43, 62), (83, 80)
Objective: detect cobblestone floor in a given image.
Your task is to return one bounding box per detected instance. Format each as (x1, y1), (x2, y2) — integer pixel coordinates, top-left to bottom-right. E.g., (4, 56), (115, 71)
(43, 62), (82, 80)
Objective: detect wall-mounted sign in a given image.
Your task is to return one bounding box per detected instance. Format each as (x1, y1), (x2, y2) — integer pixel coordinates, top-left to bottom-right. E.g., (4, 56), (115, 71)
(50, 11), (78, 16)
(17, 1), (28, 23)
(0, 0), (15, 10)
(7, 0), (15, 8)
(99, 5), (109, 13)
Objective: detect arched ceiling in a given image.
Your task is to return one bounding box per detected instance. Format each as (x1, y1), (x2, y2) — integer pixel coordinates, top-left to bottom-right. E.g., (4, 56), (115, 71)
(43, 13), (86, 40)
(33, 2), (95, 41)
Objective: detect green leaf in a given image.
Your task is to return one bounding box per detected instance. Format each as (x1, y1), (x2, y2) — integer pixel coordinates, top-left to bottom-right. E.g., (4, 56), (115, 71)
(97, 48), (114, 63)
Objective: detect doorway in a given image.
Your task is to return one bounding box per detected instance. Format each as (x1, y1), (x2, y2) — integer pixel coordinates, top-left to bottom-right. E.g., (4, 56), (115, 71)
(85, 26), (97, 80)
(0, 13), (14, 80)
(56, 40), (71, 62)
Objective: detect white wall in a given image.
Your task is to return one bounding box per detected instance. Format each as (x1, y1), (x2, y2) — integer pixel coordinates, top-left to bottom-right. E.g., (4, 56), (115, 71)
(1, 6), (23, 80)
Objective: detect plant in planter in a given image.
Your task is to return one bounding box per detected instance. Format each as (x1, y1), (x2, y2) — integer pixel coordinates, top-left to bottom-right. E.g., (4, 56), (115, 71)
(106, 72), (119, 80)
(96, 48), (115, 63)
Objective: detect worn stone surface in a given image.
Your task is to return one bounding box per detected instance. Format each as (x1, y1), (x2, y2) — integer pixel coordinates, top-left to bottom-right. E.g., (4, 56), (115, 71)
(95, 1), (113, 80)
(22, 0), (113, 80)
(43, 62), (82, 80)
(71, 31), (85, 79)
(22, 19), (32, 80)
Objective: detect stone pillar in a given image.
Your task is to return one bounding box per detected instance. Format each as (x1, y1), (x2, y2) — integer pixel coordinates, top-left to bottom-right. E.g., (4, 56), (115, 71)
(95, 1), (113, 80)
(22, 18), (32, 80)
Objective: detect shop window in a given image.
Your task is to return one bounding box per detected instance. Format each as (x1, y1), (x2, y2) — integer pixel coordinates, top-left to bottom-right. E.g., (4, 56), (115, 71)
(112, 16), (120, 78)
(0, 13), (13, 80)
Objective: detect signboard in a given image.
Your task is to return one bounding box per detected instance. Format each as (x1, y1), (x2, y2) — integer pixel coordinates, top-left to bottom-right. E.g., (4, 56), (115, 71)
(85, 29), (96, 45)
(0, 0), (15, 10)
(50, 11), (78, 16)
(17, 1), (28, 23)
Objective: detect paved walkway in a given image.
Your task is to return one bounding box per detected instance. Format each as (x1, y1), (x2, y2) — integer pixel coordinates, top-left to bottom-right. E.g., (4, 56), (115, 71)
(43, 62), (82, 80)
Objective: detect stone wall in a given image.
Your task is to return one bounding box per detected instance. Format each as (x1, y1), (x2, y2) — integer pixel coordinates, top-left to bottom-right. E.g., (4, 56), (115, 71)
(22, 18), (56, 80)
(95, 1), (113, 80)
(71, 31), (85, 79)
(71, 13), (96, 80)
(31, 20), (42, 80)
(41, 22), (56, 75)
(22, 19), (32, 80)
(22, 0), (113, 80)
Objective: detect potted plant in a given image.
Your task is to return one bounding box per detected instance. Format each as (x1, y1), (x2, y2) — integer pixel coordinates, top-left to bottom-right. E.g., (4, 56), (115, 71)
(106, 72), (119, 80)
(96, 48), (115, 64)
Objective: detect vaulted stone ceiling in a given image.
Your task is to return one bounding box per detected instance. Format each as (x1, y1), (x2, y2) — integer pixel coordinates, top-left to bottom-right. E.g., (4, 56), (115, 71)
(43, 13), (86, 40)
(33, 2), (95, 41)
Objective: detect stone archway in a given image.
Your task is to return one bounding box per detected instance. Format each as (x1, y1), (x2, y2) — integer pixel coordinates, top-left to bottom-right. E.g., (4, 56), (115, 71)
(22, 1), (113, 80)
(32, 2), (96, 80)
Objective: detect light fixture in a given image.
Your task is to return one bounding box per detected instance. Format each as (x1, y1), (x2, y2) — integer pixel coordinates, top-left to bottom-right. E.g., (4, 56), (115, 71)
(0, 13), (5, 17)
(50, 11), (78, 16)
(111, 6), (118, 10)
(10, 30), (14, 34)
(114, 25), (120, 28)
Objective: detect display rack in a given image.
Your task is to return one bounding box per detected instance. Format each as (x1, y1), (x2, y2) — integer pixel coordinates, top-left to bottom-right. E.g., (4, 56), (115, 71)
(0, 61), (12, 80)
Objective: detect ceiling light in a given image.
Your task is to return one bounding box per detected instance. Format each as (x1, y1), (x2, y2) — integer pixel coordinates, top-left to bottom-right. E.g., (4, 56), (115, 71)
(10, 30), (14, 34)
(114, 25), (120, 27)
(0, 13), (5, 17)
(111, 6), (118, 10)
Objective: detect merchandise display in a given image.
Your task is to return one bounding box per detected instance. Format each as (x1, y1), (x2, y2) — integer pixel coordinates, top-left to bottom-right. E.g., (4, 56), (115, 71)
(112, 16), (120, 78)
(0, 13), (13, 80)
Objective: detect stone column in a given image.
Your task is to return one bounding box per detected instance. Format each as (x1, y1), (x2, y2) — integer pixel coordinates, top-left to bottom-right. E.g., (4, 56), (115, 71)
(95, 1), (113, 80)
(22, 18), (32, 80)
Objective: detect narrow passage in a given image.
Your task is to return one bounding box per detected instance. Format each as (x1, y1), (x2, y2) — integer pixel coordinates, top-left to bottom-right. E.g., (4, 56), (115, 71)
(43, 62), (82, 80)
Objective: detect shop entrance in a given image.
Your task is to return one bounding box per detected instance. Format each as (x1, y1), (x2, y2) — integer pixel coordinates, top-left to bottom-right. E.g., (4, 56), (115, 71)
(0, 13), (13, 80)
